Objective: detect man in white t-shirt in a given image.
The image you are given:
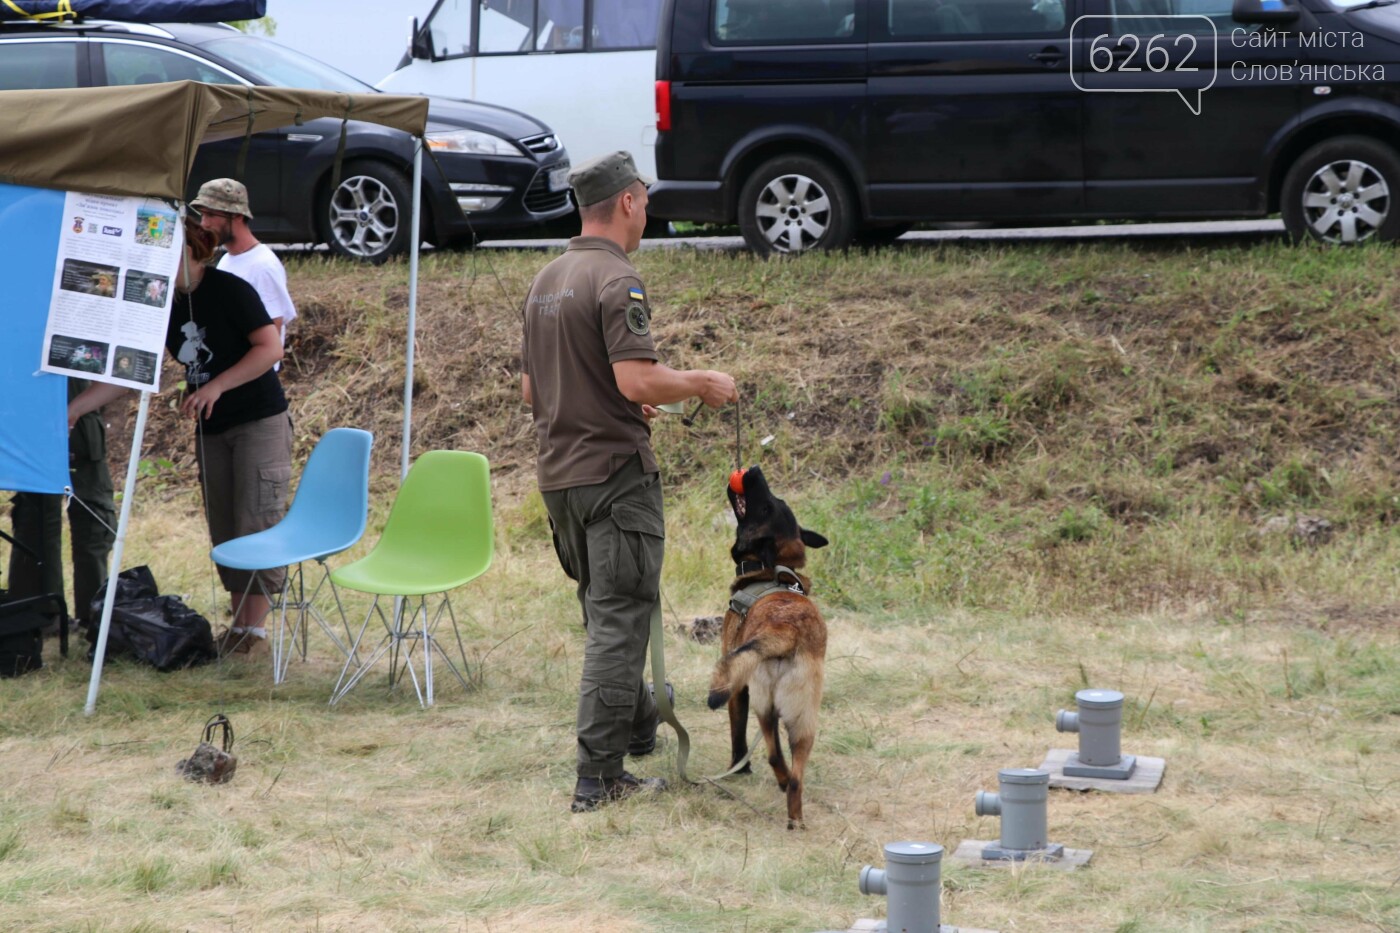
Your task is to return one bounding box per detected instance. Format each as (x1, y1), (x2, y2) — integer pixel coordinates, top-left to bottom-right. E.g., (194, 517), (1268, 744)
(191, 178), (297, 369)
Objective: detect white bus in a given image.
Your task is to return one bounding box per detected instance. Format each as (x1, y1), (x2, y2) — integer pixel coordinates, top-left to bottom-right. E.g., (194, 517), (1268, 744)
(378, 0), (662, 178)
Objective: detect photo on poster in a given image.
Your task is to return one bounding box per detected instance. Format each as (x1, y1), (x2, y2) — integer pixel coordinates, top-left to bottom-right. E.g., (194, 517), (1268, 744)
(122, 269), (170, 308)
(112, 345), (158, 386)
(59, 258), (119, 298)
(47, 334), (109, 375)
(135, 206), (178, 248)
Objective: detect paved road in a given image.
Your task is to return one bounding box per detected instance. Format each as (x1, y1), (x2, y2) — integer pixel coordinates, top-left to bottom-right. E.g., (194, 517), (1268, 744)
(274, 219), (1288, 257)
(477, 219), (1287, 252)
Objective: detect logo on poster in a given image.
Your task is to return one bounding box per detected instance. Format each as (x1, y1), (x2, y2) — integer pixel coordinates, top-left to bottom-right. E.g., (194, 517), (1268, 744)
(101, 226), (122, 237)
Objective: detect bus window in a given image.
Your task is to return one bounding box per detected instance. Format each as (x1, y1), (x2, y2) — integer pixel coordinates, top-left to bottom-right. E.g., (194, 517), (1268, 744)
(424, 0), (472, 58)
(538, 0), (585, 50)
(593, 0), (661, 49)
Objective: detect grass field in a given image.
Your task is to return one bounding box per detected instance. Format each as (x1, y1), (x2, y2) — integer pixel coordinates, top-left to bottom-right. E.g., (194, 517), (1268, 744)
(2, 238), (1397, 932)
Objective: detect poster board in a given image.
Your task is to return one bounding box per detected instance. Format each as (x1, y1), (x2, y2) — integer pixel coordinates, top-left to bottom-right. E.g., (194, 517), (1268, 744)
(40, 192), (182, 392)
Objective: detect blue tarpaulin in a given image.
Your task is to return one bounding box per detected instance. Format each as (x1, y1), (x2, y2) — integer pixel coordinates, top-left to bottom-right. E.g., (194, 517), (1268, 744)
(0, 183), (70, 495)
(4, 0), (265, 21)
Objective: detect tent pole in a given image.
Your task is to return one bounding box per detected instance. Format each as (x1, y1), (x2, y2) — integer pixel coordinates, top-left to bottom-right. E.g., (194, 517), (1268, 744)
(84, 390), (151, 715)
(403, 138), (423, 482)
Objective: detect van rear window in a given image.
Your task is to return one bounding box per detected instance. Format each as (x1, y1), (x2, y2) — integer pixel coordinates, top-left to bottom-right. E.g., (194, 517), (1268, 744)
(714, 0), (859, 44)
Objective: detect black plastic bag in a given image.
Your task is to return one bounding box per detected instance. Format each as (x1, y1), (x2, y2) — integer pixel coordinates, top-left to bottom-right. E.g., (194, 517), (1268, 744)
(86, 566), (216, 671)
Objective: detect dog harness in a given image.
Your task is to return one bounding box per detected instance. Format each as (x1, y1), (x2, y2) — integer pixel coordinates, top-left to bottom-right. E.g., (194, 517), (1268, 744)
(729, 564), (806, 620)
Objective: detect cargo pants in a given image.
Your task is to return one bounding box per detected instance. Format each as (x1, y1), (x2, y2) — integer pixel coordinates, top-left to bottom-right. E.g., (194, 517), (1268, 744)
(7, 407), (115, 624)
(542, 454), (664, 779)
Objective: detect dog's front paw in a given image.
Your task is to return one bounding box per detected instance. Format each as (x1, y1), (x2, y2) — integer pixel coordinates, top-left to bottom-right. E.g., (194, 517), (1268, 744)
(707, 688), (731, 710)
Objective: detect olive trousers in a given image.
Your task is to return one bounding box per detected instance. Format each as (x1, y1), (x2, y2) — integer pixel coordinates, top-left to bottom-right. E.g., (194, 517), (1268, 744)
(543, 455), (664, 779)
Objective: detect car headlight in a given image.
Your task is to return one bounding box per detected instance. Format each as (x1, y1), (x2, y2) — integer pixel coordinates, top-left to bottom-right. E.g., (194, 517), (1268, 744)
(426, 129), (524, 158)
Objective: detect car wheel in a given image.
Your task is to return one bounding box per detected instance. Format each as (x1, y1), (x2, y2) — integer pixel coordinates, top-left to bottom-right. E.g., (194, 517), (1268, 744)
(738, 155), (856, 257)
(320, 160), (414, 262)
(1281, 136), (1400, 245)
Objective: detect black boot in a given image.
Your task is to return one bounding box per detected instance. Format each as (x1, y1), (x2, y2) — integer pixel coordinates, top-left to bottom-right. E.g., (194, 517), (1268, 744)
(570, 771), (667, 812)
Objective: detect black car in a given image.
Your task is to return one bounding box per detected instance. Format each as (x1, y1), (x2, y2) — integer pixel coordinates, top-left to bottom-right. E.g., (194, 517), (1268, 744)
(0, 19), (573, 260)
(651, 0), (1400, 254)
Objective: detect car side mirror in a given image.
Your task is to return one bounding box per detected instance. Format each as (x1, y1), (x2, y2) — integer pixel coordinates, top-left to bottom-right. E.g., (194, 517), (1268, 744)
(408, 17), (433, 60)
(1233, 0), (1301, 25)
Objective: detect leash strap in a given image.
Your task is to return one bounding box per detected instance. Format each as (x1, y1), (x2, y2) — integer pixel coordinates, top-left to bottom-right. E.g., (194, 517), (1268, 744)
(648, 598), (753, 784)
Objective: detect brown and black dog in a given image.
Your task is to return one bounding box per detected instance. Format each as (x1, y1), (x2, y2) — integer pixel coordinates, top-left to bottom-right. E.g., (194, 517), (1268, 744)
(707, 466), (828, 829)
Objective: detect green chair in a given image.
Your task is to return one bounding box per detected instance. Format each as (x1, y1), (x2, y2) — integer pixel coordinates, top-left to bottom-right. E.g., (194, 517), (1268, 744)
(329, 450), (493, 707)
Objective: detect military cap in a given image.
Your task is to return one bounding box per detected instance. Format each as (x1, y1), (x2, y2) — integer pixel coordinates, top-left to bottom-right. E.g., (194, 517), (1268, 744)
(568, 150), (654, 207)
(190, 177), (253, 220)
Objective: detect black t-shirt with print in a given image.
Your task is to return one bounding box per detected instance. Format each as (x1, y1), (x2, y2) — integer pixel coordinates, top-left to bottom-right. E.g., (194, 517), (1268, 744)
(165, 267), (287, 435)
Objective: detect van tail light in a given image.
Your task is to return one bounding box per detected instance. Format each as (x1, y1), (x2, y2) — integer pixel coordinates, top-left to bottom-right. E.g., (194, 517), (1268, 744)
(656, 80), (672, 133)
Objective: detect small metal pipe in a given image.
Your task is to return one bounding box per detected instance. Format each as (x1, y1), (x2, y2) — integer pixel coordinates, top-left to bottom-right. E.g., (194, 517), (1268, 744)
(859, 841), (943, 933)
(1057, 689), (1125, 766)
(976, 769), (1052, 854)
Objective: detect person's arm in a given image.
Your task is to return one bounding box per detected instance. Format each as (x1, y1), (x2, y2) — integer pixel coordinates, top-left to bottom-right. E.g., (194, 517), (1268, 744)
(68, 382), (131, 429)
(181, 323), (283, 420)
(521, 373), (532, 405)
(612, 359), (737, 408)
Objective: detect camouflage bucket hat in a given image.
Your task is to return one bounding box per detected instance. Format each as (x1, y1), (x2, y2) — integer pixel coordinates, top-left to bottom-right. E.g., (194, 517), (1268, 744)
(190, 178), (253, 220)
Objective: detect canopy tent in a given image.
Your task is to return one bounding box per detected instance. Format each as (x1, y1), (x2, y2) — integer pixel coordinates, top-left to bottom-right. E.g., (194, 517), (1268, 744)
(0, 81), (430, 712)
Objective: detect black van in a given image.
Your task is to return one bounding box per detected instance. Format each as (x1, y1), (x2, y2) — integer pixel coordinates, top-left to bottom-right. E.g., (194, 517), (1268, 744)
(650, 0), (1400, 254)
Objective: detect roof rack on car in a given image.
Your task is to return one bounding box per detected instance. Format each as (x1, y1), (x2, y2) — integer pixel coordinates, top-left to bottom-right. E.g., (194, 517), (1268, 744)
(0, 19), (177, 38)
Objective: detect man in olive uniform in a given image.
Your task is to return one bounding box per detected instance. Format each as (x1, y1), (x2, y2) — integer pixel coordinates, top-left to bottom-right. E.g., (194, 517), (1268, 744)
(8, 379), (115, 631)
(521, 151), (738, 812)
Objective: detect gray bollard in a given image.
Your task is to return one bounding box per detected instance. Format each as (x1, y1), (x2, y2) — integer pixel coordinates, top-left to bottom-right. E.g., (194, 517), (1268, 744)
(974, 769), (1064, 861)
(1056, 688), (1137, 779)
(859, 841), (943, 933)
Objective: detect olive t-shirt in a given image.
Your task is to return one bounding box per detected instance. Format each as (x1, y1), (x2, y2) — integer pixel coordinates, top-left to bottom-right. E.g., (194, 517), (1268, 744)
(521, 236), (660, 492)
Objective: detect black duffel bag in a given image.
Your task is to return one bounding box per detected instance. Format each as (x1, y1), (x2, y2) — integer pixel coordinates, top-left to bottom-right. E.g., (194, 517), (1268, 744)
(86, 566), (216, 671)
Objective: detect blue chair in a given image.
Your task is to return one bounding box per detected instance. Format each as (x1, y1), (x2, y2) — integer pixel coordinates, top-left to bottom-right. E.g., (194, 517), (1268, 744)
(210, 427), (374, 684)
(328, 450), (493, 707)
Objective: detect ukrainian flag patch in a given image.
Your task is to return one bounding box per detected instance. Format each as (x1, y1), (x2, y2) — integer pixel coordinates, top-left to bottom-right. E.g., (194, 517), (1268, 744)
(628, 287), (645, 302)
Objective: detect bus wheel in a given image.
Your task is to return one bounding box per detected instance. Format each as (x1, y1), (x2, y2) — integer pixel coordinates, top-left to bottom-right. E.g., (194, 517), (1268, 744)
(1281, 136), (1400, 245)
(320, 160), (413, 262)
(738, 155), (855, 257)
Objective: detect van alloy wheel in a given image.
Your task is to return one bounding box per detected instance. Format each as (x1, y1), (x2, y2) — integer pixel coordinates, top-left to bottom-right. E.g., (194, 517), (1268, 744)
(1301, 159), (1389, 245)
(753, 172), (831, 253)
(739, 154), (855, 257)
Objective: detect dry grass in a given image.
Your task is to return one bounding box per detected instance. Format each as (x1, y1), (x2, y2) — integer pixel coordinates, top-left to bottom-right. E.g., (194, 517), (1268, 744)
(4, 239), (1399, 931)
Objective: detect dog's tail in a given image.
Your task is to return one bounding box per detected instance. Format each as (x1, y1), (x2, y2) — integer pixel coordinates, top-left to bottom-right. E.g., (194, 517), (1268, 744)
(707, 628), (799, 710)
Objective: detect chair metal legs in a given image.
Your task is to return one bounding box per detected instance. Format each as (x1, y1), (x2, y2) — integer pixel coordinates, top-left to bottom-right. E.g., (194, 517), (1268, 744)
(271, 560), (361, 684)
(329, 593), (473, 707)
(228, 561), (360, 684)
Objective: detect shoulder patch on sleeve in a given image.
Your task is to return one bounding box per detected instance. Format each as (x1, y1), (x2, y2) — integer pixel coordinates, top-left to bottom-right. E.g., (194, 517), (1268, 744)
(628, 286), (645, 302)
(625, 301), (650, 336)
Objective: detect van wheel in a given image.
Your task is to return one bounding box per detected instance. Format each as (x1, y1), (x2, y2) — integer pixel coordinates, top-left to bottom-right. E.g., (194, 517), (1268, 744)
(1281, 136), (1400, 245)
(320, 160), (414, 262)
(738, 155), (855, 256)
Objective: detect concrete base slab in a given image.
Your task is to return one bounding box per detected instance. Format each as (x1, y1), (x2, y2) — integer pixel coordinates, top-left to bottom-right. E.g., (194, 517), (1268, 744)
(951, 839), (1093, 871)
(1040, 747), (1165, 794)
(835, 922), (997, 933)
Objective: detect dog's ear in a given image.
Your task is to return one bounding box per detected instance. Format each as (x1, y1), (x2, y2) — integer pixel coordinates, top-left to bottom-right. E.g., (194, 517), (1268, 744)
(800, 529), (828, 549)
